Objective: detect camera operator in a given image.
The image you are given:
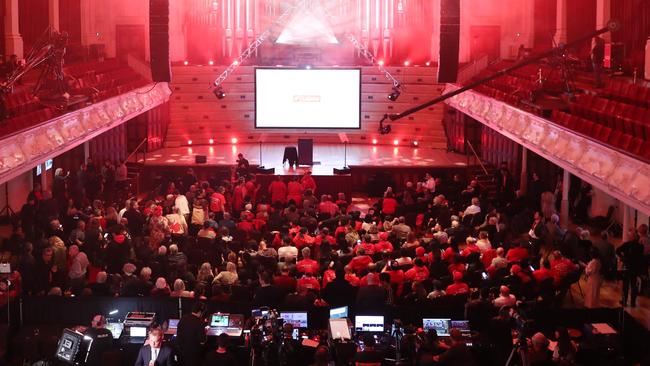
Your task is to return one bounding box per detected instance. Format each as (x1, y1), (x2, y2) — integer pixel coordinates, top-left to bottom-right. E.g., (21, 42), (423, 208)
(431, 328), (476, 366)
(353, 334), (384, 365)
(176, 302), (207, 366)
(83, 314), (114, 365)
(203, 333), (236, 366)
(278, 322), (303, 366)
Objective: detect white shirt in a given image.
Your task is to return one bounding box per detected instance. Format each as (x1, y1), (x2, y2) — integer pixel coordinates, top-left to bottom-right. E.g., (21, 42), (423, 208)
(118, 207), (127, 222)
(464, 204), (481, 217)
(476, 239), (492, 253)
(150, 346), (160, 362)
(175, 195), (190, 216)
(278, 246), (298, 262)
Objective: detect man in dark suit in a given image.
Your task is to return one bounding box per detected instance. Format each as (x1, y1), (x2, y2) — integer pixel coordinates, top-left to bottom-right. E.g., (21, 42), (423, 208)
(134, 328), (175, 366)
(176, 302), (207, 366)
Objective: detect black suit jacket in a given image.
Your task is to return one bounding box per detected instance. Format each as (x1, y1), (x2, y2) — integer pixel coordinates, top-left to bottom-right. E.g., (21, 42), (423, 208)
(134, 344), (175, 366)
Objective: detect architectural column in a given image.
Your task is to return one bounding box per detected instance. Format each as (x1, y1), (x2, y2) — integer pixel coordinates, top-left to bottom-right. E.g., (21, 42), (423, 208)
(554, 0), (568, 45)
(520, 146), (528, 194)
(3, 0), (24, 58)
(83, 141), (90, 163)
(40, 164), (48, 191)
(596, 0), (611, 42)
(80, 0), (96, 46)
(560, 169), (570, 226)
(49, 0), (60, 31)
(622, 204), (631, 242)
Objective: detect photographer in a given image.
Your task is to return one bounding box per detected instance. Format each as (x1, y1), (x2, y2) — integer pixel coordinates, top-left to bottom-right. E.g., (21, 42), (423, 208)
(432, 328), (476, 366)
(278, 323), (302, 366)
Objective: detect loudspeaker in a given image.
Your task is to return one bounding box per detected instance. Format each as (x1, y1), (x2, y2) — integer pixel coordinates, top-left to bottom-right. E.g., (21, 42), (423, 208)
(438, 0), (460, 83)
(298, 139), (313, 165)
(195, 155), (207, 164)
(610, 42), (625, 74)
(150, 0), (171, 82)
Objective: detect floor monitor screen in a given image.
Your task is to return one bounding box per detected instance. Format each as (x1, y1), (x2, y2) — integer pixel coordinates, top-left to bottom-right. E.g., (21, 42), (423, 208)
(210, 314), (229, 327)
(423, 319), (451, 337)
(279, 312), (308, 328)
(354, 316), (385, 332)
(330, 306), (348, 319)
(451, 320), (470, 333)
(105, 322), (124, 339)
(255, 68), (361, 129)
(329, 318), (351, 340)
(129, 327), (147, 338)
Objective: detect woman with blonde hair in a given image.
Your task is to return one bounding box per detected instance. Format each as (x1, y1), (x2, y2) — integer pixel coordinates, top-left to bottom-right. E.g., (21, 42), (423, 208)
(170, 279), (194, 298)
(213, 262), (239, 286)
(197, 262), (214, 284)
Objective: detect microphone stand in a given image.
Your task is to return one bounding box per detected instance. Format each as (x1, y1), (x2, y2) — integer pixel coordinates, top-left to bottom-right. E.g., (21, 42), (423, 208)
(344, 141), (348, 169)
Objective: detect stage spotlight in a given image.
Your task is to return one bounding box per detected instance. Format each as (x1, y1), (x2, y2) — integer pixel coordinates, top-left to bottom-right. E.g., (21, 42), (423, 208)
(387, 87), (401, 101)
(209, 138), (214, 144)
(213, 88), (226, 99)
(393, 139), (399, 146)
(372, 138), (378, 145)
(305, 65), (312, 69)
(109, 309), (118, 315)
(232, 60), (239, 65)
(183, 61), (189, 66)
(425, 61), (431, 67)
(378, 60), (384, 66)
(208, 60), (214, 66)
(187, 140), (192, 145)
(413, 141), (419, 146)
(404, 60), (410, 66)
(231, 137), (238, 144)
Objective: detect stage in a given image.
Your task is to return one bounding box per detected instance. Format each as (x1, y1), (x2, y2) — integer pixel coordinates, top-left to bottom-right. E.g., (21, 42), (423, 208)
(134, 143), (469, 198)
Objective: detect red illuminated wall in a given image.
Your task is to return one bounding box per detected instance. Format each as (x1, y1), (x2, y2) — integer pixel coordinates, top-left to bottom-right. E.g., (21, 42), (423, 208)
(612, 0), (650, 75)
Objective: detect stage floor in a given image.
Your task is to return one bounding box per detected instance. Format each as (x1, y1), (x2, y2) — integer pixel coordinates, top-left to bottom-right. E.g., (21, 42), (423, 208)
(137, 143), (468, 175)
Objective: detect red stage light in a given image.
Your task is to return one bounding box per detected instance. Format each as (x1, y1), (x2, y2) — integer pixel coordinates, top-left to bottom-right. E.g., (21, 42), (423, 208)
(378, 60), (384, 66)
(404, 61), (410, 66)
(208, 60), (214, 66)
(232, 60), (239, 65)
(209, 138), (214, 144)
(372, 138), (378, 145)
(413, 141), (419, 146)
(231, 137), (238, 144)
(425, 61), (431, 66)
(393, 139), (399, 146)
(187, 140), (192, 145)
(183, 61), (189, 66)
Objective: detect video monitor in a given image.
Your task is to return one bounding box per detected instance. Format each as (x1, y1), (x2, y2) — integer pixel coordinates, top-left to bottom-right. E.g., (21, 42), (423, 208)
(129, 327), (147, 337)
(329, 306), (348, 319)
(329, 318), (351, 340)
(450, 320), (470, 333)
(105, 322), (124, 339)
(354, 316), (385, 333)
(279, 312), (308, 328)
(252, 308), (269, 318)
(210, 314), (229, 327)
(423, 318), (451, 337)
(167, 319), (179, 329)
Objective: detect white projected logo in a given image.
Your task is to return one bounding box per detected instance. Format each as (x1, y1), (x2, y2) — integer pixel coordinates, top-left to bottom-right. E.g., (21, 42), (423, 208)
(292, 95), (321, 103)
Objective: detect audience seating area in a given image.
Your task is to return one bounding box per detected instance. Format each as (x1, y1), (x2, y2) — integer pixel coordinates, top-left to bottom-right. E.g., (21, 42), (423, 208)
(470, 61), (650, 161)
(0, 58), (150, 139)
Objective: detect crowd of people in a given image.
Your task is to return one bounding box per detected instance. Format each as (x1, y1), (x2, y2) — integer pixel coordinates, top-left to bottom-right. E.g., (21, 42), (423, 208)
(1, 155), (649, 365)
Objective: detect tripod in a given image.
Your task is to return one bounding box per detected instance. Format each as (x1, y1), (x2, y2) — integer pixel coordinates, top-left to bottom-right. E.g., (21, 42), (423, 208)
(505, 338), (530, 366)
(0, 183), (15, 220)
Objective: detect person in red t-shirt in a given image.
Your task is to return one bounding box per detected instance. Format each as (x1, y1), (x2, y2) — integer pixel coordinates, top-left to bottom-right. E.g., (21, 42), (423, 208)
(381, 192), (398, 216)
(374, 232), (393, 253)
(287, 177), (303, 206)
(354, 235), (376, 256)
(382, 261), (405, 296)
(414, 246), (431, 265)
(268, 176), (287, 205)
(209, 187), (226, 219)
(318, 195), (339, 217)
(349, 248), (373, 274)
(550, 251), (577, 287)
(301, 171), (317, 195)
(460, 237), (481, 257)
(244, 176), (259, 205)
(533, 259), (554, 283)
(274, 266), (296, 294)
(315, 228), (336, 248)
(506, 242), (529, 263)
(445, 271), (470, 295)
(296, 247), (319, 275)
(404, 258), (430, 282)
(297, 272), (321, 291)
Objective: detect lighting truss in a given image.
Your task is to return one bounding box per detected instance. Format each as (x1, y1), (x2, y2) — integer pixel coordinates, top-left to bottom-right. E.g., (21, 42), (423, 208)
(344, 34), (401, 89)
(212, 0), (308, 88)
